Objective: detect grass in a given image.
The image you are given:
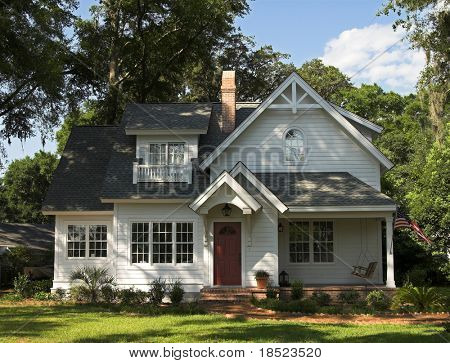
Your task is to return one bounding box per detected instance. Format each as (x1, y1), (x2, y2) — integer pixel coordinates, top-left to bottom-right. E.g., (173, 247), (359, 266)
(0, 302), (448, 343)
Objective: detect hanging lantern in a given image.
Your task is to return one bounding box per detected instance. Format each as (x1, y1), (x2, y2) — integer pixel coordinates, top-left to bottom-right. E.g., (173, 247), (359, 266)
(279, 270), (289, 287)
(278, 222), (283, 232)
(221, 203), (232, 217)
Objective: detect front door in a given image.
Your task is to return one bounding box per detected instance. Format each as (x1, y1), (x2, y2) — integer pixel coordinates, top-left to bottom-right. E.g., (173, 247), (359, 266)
(214, 222), (241, 286)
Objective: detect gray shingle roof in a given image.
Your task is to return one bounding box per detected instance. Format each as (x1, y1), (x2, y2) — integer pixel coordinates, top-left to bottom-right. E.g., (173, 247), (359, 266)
(0, 224), (54, 250)
(42, 127), (118, 212)
(100, 128), (210, 200)
(123, 103), (212, 131)
(251, 172), (395, 207)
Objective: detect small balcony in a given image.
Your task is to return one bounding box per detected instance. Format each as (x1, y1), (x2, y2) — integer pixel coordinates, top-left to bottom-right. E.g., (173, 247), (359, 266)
(133, 163), (192, 184)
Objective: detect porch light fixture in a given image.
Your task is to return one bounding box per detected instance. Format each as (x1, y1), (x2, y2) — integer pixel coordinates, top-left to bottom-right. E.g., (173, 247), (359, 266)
(278, 222), (283, 232)
(221, 203), (232, 217)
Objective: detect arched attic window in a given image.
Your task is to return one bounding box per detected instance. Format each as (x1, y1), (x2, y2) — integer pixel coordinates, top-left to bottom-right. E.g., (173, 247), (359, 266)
(284, 128), (306, 163)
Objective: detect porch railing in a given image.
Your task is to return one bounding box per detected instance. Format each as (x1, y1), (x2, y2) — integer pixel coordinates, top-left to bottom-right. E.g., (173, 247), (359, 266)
(133, 163), (192, 184)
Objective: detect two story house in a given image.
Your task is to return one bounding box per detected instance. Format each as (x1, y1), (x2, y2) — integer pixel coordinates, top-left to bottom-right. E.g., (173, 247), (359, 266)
(43, 71), (397, 298)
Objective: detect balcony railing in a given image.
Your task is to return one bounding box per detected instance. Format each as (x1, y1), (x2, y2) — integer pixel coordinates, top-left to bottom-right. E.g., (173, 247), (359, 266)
(133, 163), (192, 184)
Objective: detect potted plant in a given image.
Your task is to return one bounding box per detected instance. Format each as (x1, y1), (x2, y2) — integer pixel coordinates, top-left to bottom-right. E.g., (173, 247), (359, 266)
(255, 270), (270, 289)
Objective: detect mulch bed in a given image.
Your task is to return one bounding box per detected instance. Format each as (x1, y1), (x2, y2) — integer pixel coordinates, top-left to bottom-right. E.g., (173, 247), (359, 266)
(203, 302), (450, 325)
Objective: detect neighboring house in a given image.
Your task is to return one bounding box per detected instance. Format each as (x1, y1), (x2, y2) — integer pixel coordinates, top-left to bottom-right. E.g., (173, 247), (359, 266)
(43, 71), (397, 297)
(0, 224), (54, 284)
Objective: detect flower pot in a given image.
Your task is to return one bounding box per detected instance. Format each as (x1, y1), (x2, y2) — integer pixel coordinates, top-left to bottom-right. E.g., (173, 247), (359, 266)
(256, 277), (268, 289)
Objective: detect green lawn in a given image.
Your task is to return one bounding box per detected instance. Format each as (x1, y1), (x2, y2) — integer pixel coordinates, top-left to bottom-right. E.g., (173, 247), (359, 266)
(0, 303), (448, 343)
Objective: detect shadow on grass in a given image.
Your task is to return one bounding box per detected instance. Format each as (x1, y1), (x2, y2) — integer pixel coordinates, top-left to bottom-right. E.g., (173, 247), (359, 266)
(0, 304), (448, 343)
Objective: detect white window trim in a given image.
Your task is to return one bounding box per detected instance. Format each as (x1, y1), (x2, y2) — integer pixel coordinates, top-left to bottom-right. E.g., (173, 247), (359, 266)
(283, 127), (307, 165)
(148, 142), (186, 166)
(64, 221), (111, 260)
(288, 220), (336, 265)
(129, 220), (196, 266)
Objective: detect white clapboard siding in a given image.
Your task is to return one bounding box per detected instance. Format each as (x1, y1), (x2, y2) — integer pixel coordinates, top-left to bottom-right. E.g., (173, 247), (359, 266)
(52, 215), (114, 288)
(244, 200), (279, 287)
(278, 218), (383, 284)
(115, 203), (204, 289)
(210, 109), (381, 190)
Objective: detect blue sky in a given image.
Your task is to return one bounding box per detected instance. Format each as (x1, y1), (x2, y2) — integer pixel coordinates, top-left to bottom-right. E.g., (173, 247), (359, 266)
(3, 0), (424, 168)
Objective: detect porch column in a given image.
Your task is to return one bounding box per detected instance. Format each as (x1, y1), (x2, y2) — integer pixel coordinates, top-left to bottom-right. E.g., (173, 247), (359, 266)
(385, 216), (396, 288)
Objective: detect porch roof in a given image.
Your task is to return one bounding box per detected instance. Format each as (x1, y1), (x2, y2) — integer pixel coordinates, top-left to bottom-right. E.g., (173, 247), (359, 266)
(252, 172), (396, 209)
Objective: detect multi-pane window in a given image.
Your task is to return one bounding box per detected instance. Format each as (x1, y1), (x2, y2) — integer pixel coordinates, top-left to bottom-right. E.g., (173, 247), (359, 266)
(89, 225), (108, 257)
(130, 221), (194, 264)
(168, 144), (185, 165)
(68, 224), (108, 258)
(148, 143), (184, 165)
(68, 225), (86, 258)
(176, 223), (194, 263)
(288, 221), (334, 263)
(152, 223), (173, 263)
(149, 144), (167, 165)
(289, 222), (310, 263)
(285, 129), (305, 162)
(131, 222), (149, 263)
(313, 221), (334, 263)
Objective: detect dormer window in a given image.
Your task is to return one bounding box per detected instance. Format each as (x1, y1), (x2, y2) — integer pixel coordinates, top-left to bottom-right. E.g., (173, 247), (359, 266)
(284, 128), (306, 163)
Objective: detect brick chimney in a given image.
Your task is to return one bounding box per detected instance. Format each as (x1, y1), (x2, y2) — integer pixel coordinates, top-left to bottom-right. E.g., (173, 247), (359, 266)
(220, 70), (236, 132)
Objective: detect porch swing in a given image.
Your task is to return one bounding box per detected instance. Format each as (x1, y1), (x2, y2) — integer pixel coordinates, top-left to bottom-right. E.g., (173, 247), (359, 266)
(351, 219), (378, 279)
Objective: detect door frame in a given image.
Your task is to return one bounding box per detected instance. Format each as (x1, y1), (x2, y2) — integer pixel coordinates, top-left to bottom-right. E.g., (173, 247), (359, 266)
(208, 218), (245, 287)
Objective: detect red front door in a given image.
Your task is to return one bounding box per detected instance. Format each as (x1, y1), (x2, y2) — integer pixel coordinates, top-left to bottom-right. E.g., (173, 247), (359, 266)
(214, 222), (241, 286)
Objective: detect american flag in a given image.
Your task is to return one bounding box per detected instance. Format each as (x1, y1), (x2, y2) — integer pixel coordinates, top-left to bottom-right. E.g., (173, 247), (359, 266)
(394, 212), (432, 244)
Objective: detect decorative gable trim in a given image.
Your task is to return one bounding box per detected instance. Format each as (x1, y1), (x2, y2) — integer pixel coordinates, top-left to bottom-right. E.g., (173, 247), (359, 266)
(230, 162), (288, 213)
(189, 171), (261, 213)
(330, 103), (383, 133)
(199, 72), (393, 171)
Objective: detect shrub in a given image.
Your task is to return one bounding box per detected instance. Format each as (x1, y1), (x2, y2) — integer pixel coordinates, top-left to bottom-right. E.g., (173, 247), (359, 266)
(53, 288), (66, 301)
(311, 291), (331, 306)
(168, 280), (184, 305)
(297, 298), (319, 314)
(338, 290), (360, 304)
(392, 284), (444, 312)
(13, 273), (31, 298)
(366, 290), (391, 311)
(70, 266), (115, 303)
(266, 283), (278, 299)
(119, 287), (147, 305)
(69, 285), (91, 302)
(29, 279), (52, 295)
(255, 270), (269, 278)
(101, 285), (119, 304)
(149, 278), (166, 304)
(318, 305), (342, 314)
(290, 280), (303, 300)
(33, 291), (53, 301)
(0, 293), (23, 302)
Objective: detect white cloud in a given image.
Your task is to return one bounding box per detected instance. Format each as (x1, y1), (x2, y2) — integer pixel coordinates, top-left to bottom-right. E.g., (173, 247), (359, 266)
(321, 23), (426, 94)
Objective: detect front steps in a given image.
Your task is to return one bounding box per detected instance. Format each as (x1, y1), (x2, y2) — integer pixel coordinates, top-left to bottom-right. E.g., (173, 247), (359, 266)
(200, 287), (266, 303)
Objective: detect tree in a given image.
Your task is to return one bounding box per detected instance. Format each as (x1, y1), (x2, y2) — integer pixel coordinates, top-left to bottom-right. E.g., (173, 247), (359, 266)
(297, 59), (354, 104)
(380, 0), (449, 142)
(0, 151), (58, 223)
(73, 0), (249, 123)
(182, 33), (295, 102)
(0, 0), (78, 167)
(55, 101), (102, 154)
